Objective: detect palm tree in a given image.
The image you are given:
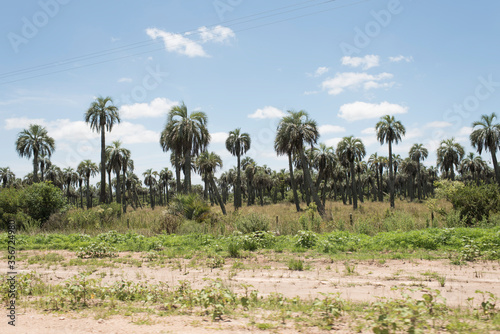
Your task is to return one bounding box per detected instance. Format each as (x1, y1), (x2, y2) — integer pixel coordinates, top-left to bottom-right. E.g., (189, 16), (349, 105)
(470, 112), (500, 186)
(159, 168), (173, 205)
(77, 160), (98, 209)
(39, 153), (52, 182)
(275, 124), (301, 212)
(275, 110), (325, 216)
(45, 165), (63, 189)
(368, 153), (382, 202)
(106, 141), (130, 206)
(143, 169), (158, 210)
(15, 124), (55, 183)
(62, 167), (79, 204)
(225, 128), (251, 209)
(437, 138), (465, 180)
(163, 102), (210, 193)
(84, 96), (120, 203)
(337, 136), (366, 209)
(409, 144), (428, 200)
(0, 167), (15, 188)
(196, 151), (226, 215)
(376, 115), (406, 208)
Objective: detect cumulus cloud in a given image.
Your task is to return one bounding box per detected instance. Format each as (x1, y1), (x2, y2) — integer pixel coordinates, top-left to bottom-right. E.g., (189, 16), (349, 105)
(311, 66), (329, 77)
(318, 124), (345, 135)
(389, 55), (413, 63)
(459, 126), (473, 136)
(118, 77), (133, 83)
(248, 106), (285, 119)
(146, 25), (235, 58)
(211, 132), (228, 144)
(341, 55), (380, 70)
(321, 72), (393, 95)
(426, 121), (452, 128)
(120, 97), (178, 119)
(338, 101), (408, 121)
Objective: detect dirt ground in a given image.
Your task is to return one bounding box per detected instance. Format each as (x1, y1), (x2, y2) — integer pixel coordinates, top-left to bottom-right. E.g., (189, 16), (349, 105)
(2, 250), (500, 333)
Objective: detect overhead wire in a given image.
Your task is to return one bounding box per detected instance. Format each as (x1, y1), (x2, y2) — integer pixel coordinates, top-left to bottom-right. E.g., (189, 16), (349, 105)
(0, 0), (371, 85)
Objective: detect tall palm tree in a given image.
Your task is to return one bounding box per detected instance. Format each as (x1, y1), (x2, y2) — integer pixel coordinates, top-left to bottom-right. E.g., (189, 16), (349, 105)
(160, 126), (182, 193)
(38, 153), (52, 182)
(275, 124), (301, 213)
(106, 140), (130, 206)
(0, 167), (15, 188)
(143, 169), (158, 210)
(15, 124), (55, 183)
(376, 115), (406, 208)
(225, 128), (251, 209)
(275, 110), (325, 215)
(159, 167), (173, 205)
(84, 96), (120, 203)
(368, 153), (382, 202)
(196, 151), (226, 215)
(437, 138), (465, 180)
(45, 165), (63, 189)
(77, 160), (98, 209)
(337, 136), (366, 209)
(163, 102), (210, 193)
(470, 112), (500, 186)
(409, 144), (428, 200)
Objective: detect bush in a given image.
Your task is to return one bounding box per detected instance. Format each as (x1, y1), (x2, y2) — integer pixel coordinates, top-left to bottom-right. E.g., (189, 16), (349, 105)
(21, 182), (66, 225)
(294, 230), (317, 248)
(448, 183), (500, 226)
(235, 213), (270, 234)
(169, 194), (210, 222)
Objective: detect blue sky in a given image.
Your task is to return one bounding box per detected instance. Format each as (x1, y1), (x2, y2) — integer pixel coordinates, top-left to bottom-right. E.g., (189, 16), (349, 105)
(1, 0), (500, 184)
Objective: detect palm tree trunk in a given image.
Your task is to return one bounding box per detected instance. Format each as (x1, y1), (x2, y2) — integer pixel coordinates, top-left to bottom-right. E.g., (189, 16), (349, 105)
(33, 153), (39, 183)
(210, 177), (226, 215)
(174, 153), (182, 193)
(108, 170), (113, 204)
(378, 165), (384, 202)
(99, 124), (106, 203)
(149, 185), (155, 210)
(115, 171), (121, 206)
(490, 148), (500, 187)
(288, 153), (301, 212)
(86, 178), (91, 209)
(236, 153), (241, 209)
(417, 160), (422, 201)
(299, 148), (325, 216)
(184, 149), (191, 193)
(350, 162), (357, 209)
(389, 142), (395, 208)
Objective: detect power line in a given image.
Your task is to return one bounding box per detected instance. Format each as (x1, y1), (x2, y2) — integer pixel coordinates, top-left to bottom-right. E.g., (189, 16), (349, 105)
(0, 0), (371, 85)
(0, 0), (334, 79)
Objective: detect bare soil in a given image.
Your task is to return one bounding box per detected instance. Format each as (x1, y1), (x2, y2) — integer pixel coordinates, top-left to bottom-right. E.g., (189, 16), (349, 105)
(2, 250), (500, 333)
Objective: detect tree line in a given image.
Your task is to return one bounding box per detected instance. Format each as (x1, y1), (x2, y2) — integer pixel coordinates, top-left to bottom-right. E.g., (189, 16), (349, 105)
(3, 96), (500, 217)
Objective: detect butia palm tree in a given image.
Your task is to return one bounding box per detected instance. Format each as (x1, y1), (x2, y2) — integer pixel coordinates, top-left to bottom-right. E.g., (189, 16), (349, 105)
(376, 115), (406, 208)
(163, 102), (209, 193)
(15, 124), (55, 183)
(225, 128), (251, 209)
(77, 160), (99, 209)
(437, 138), (464, 180)
(337, 136), (366, 209)
(143, 169), (158, 210)
(275, 110), (325, 216)
(409, 144), (428, 200)
(84, 96), (120, 203)
(0, 167), (15, 188)
(470, 112), (500, 186)
(106, 140), (130, 206)
(196, 151), (226, 215)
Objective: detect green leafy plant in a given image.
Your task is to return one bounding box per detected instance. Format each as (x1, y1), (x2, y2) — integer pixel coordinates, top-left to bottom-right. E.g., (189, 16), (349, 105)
(76, 242), (117, 259)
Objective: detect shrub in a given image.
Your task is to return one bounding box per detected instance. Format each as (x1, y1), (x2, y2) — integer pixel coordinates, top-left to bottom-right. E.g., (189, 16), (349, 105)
(448, 183), (500, 226)
(294, 230), (317, 248)
(235, 213), (270, 234)
(156, 210), (182, 234)
(169, 194), (210, 222)
(21, 182), (66, 225)
(76, 242), (117, 258)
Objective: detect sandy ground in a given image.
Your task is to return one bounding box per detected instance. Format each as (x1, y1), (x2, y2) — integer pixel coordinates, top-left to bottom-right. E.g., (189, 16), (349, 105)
(1, 250), (500, 333)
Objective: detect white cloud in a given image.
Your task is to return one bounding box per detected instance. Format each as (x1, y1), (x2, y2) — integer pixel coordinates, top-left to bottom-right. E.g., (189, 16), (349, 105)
(321, 72), (393, 95)
(361, 127), (375, 135)
(146, 28), (208, 58)
(146, 25), (235, 58)
(406, 128), (423, 139)
(312, 66), (329, 77)
(426, 121), (452, 128)
(120, 97), (178, 119)
(304, 90), (320, 95)
(324, 137), (343, 148)
(459, 126), (473, 136)
(5, 117), (158, 145)
(118, 77), (132, 83)
(338, 101), (408, 122)
(211, 132), (228, 144)
(389, 55), (413, 63)
(197, 25), (235, 43)
(318, 124), (345, 135)
(248, 106), (285, 119)
(341, 55), (380, 70)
